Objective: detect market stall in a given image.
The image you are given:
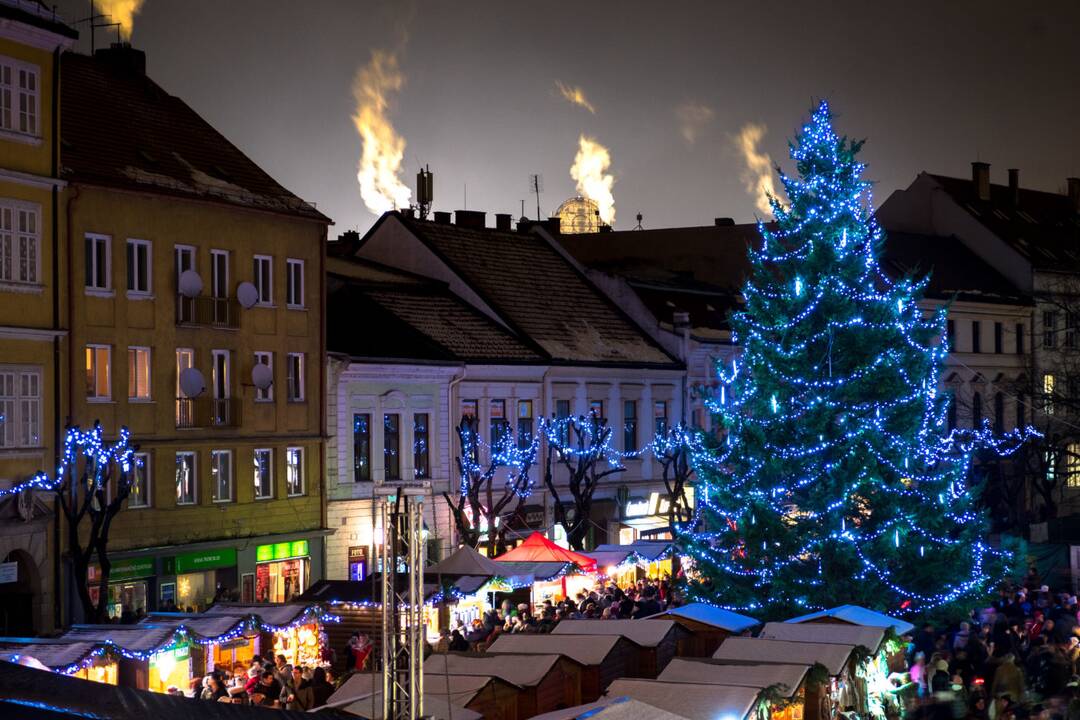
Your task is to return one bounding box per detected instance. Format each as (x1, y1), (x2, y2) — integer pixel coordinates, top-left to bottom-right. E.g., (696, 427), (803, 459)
(494, 532), (597, 602)
(143, 613), (260, 676)
(604, 678), (766, 720)
(58, 624), (190, 693)
(646, 602), (760, 657)
(0, 639), (117, 685)
(487, 632), (637, 702)
(204, 602), (337, 669)
(591, 540), (677, 580)
(552, 618), (690, 678)
(659, 659), (811, 720)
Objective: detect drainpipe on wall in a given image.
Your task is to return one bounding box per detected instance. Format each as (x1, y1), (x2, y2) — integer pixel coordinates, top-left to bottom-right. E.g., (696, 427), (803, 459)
(63, 183), (80, 628)
(51, 45), (62, 632)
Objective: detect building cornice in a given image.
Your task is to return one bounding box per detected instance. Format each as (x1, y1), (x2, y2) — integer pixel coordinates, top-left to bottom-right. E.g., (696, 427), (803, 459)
(0, 166), (66, 190)
(0, 325), (66, 341)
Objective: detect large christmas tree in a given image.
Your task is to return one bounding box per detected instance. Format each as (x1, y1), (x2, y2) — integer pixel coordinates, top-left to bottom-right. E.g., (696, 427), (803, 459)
(683, 102), (1017, 620)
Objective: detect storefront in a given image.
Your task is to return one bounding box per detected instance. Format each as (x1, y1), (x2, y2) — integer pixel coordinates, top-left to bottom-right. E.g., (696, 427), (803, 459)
(87, 558), (156, 621)
(255, 540), (310, 603)
(162, 549), (238, 612)
(148, 642), (192, 693)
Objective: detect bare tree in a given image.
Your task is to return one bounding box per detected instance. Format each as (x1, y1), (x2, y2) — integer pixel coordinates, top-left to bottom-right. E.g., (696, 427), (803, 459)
(654, 424), (698, 532)
(542, 412), (625, 551)
(444, 416), (536, 557)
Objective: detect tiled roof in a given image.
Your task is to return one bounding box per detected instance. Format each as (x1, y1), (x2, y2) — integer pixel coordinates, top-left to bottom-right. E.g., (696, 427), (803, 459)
(927, 173), (1080, 271)
(60, 52), (328, 222)
(395, 215), (679, 366)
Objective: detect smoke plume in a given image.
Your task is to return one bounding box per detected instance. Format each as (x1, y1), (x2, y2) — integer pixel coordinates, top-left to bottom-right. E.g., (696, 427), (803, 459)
(95, 0), (144, 38)
(571, 135), (615, 225)
(555, 81), (596, 114)
(352, 50), (412, 216)
(676, 101), (714, 145)
(735, 122), (778, 216)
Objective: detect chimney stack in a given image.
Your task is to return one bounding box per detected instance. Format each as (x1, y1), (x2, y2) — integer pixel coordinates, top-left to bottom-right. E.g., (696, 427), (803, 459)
(1068, 178), (1080, 214)
(972, 162), (991, 201)
(494, 213), (512, 231)
(94, 42), (146, 75)
(433, 211), (451, 224)
(454, 210), (485, 229)
(715, 217), (735, 227)
(1008, 169), (1020, 207)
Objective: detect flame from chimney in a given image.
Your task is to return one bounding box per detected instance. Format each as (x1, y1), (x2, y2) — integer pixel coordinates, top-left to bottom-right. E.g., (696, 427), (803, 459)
(571, 135), (616, 225)
(95, 0), (144, 38)
(676, 101), (715, 145)
(352, 50), (412, 216)
(555, 81), (596, 114)
(735, 122), (778, 216)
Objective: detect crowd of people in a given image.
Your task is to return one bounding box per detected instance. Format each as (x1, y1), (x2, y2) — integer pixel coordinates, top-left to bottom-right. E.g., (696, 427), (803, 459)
(167, 653), (335, 710)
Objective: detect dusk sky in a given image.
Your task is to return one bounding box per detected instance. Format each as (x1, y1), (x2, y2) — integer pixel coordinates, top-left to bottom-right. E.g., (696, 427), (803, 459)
(57, 0), (1080, 235)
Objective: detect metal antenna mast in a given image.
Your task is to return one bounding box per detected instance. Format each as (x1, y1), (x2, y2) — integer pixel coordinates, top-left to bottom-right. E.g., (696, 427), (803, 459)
(377, 483), (429, 720)
(529, 174), (543, 220)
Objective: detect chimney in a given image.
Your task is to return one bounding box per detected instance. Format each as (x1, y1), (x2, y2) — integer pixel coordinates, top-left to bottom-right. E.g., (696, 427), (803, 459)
(541, 217), (561, 235)
(494, 213), (512, 231)
(1068, 178), (1080, 214)
(714, 217), (735, 227)
(433, 211), (452, 224)
(454, 210), (486, 229)
(1008, 169), (1020, 207)
(330, 230), (361, 257)
(401, 207), (416, 219)
(94, 42), (146, 75)
(971, 162), (991, 202)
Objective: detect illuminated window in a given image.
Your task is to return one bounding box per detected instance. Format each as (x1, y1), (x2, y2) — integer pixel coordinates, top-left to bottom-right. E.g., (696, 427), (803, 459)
(254, 448), (273, 499)
(128, 347), (151, 400)
(1066, 443), (1080, 489)
(175, 452), (196, 505)
(1044, 373), (1056, 415)
(129, 452), (150, 508)
(86, 345), (111, 400)
(286, 447), (304, 496)
(211, 450), (233, 503)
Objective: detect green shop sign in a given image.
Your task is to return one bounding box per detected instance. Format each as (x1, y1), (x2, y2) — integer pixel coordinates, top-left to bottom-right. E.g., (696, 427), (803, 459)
(90, 557), (155, 583)
(168, 548), (237, 575)
(256, 540), (309, 563)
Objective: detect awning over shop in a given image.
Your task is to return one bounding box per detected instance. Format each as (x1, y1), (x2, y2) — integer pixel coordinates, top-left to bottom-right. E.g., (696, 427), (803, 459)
(490, 561), (575, 586)
(784, 604), (915, 636)
(494, 532), (597, 572)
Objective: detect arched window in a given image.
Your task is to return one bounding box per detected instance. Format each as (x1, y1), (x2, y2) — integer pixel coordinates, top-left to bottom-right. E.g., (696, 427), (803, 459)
(972, 392), (983, 429)
(994, 392), (1005, 434)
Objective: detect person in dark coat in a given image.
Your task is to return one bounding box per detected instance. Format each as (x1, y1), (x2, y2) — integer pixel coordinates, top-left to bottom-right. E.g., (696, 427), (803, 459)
(308, 667), (334, 708)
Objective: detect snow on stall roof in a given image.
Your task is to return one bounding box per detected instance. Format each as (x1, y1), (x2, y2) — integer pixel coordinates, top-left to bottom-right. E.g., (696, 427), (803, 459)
(646, 602), (760, 633)
(531, 696), (692, 720)
(658, 659), (808, 697)
(327, 672), (484, 720)
(487, 633), (623, 665)
(203, 603), (314, 626)
(604, 679), (761, 720)
(141, 613), (251, 638)
(425, 652), (558, 687)
(784, 605), (915, 635)
(59, 624), (180, 654)
(760, 621), (886, 652)
(0, 641), (100, 670)
(552, 619), (676, 647)
(712, 637), (854, 676)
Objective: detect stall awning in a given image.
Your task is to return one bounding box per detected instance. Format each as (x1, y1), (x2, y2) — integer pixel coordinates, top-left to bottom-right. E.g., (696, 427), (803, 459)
(494, 532), (597, 572)
(491, 561), (574, 585)
(784, 604), (915, 636)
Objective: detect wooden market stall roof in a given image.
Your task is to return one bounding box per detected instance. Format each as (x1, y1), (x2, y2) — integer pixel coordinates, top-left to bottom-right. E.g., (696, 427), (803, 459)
(327, 671), (484, 720)
(58, 624), (182, 655)
(712, 637), (854, 676)
(646, 602), (760, 633)
(0, 640), (102, 672)
(203, 602), (326, 626)
(759, 621), (886, 653)
(784, 605), (915, 635)
(495, 532), (597, 571)
(604, 678), (763, 720)
(487, 633), (625, 666)
(658, 658), (809, 698)
(531, 695), (692, 720)
(425, 651), (573, 688)
(552, 619), (677, 648)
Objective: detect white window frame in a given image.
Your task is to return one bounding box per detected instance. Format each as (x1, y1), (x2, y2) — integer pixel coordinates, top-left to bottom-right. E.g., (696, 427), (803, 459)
(253, 448), (274, 500)
(254, 351), (273, 402)
(286, 353), (304, 402)
(127, 346), (152, 401)
(125, 238), (152, 296)
(210, 249), (229, 298)
(211, 449), (233, 503)
(175, 451), (197, 506)
(86, 344), (111, 402)
(174, 244), (195, 291)
(0, 199), (41, 287)
(286, 258), (304, 308)
(286, 447), (304, 497)
(0, 56), (40, 138)
(253, 254), (273, 305)
(128, 452), (151, 508)
(0, 365), (42, 449)
(84, 233), (111, 293)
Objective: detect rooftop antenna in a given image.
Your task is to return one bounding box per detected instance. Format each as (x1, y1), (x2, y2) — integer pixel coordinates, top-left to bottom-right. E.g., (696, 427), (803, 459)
(634, 211), (644, 230)
(81, 1), (121, 54)
(528, 174), (543, 220)
(415, 165), (433, 220)
(520, 199), (525, 221)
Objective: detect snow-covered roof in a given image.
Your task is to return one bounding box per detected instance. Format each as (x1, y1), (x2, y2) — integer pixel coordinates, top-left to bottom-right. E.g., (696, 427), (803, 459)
(0, 641), (101, 671)
(487, 633), (623, 665)
(328, 671), (484, 719)
(425, 652), (562, 687)
(531, 696), (692, 720)
(203, 602), (318, 627)
(712, 637), (855, 676)
(761, 621), (886, 652)
(658, 659), (807, 698)
(552, 619), (678, 647)
(784, 605), (915, 635)
(59, 624), (180, 654)
(646, 603), (759, 633)
(604, 679), (762, 720)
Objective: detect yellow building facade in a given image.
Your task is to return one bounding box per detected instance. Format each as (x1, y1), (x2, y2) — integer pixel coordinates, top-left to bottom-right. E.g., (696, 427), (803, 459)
(0, 2), (77, 635)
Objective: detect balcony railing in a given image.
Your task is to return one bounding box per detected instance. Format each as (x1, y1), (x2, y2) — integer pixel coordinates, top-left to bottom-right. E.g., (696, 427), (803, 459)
(176, 295), (240, 328)
(176, 397), (241, 428)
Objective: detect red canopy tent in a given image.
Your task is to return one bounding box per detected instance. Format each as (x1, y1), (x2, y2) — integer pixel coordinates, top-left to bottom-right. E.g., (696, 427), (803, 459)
(495, 532), (597, 572)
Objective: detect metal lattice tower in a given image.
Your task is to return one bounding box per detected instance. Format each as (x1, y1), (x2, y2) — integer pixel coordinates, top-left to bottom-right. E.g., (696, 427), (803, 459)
(377, 485), (427, 720)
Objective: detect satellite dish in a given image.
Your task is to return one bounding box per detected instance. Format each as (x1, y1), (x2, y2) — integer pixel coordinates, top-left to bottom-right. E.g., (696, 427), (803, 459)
(236, 281), (259, 309)
(251, 363), (273, 390)
(178, 270), (203, 298)
(179, 367), (206, 398)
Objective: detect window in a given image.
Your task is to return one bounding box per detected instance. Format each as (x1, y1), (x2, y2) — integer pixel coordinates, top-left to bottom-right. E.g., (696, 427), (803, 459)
(211, 450), (233, 502)
(1046, 450), (1057, 485)
(254, 449), (273, 499)
(86, 345), (111, 401)
(175, 452), (196, 505)
(1043, 311), (1057, 348)
(286, 447), (304, 496)
(946, 319), (955, 349)
(175, 348), (193, 426)
(0, 59), (39, 135)
(210, 250), (228, 298)
(971, 392), (982, 429)
(1067, 443), (1080, 489)
(1016, 323), (1024, 355)
(286, 259), (304, 307)
(0, 367), (40, 448)
(654, 400), (669, 436)
(971, 321), (981, 353)
(460, 399), (478, 460)
(384, 414), (401, 480)
(127, 347), (151, 400)
(353, 413), (371, 482)
(555, 399), (571, 446)
(623, 400), (638, 452)
(0, 200), (39, 285)
(589, 400), (605, 423)
(85, 234), (110, 290)
(1068, 314), (1077, 350)
(128, 452), (150, 508)
(253, 255), (272, 305)
(286, 353), (304, 401)
(126, 239), (151, 295)
(1043, 373), (1056, 415)
(994, 392), (1005, 434)
(489, 399), (507, 448)
(517, 400), (533, 450)
(994, 322), (1003, 354)
(174, 245), (194, 290)
(254, 352), (273, 402)
(413, 414), (430, 479)
(211, 350), (230, 399)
